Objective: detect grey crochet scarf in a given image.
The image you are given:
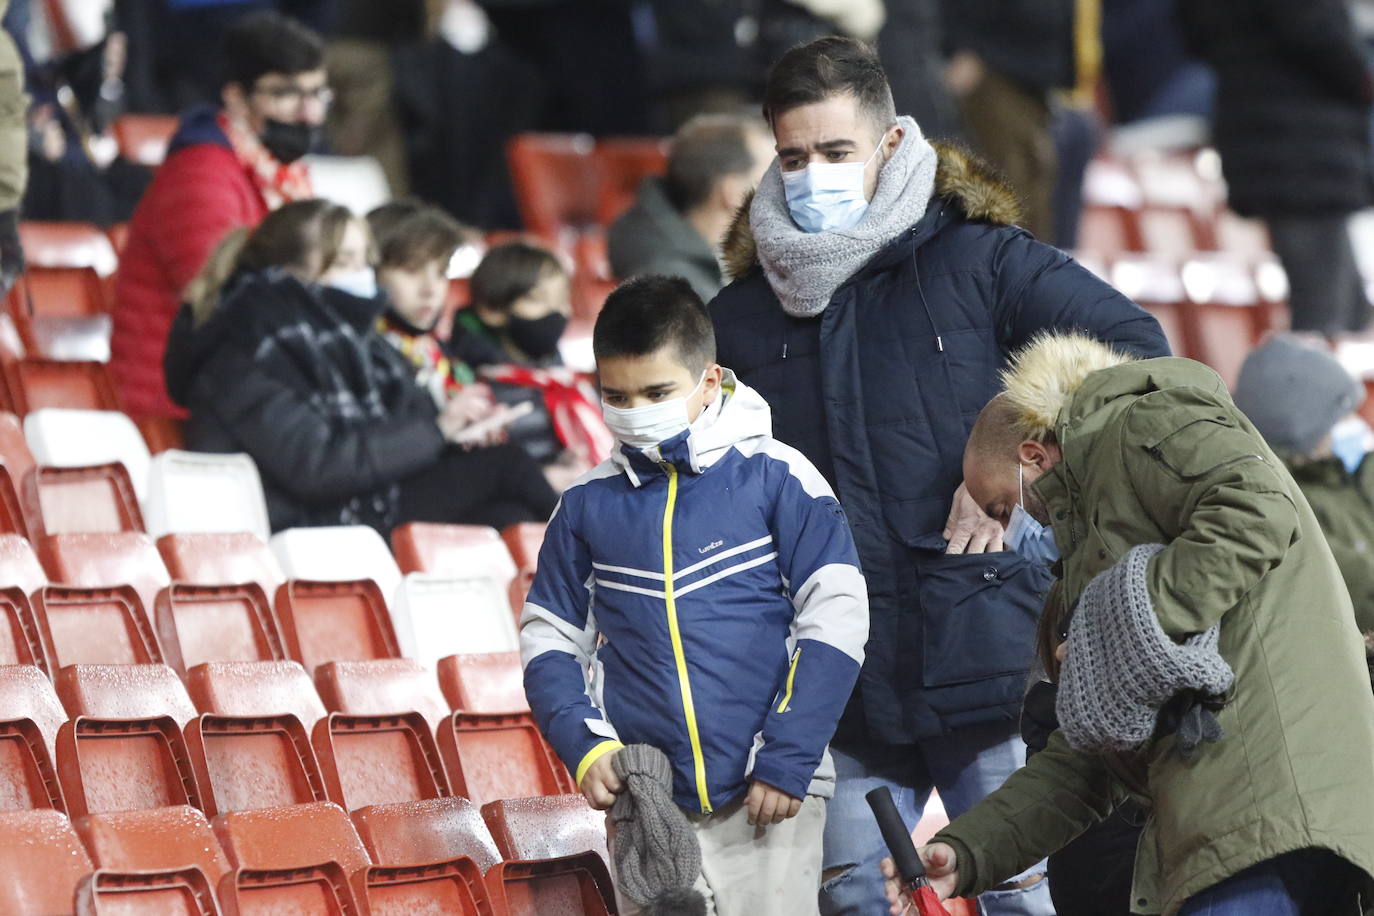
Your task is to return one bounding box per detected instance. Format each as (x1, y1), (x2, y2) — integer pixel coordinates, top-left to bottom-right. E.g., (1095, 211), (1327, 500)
(610, 745), (706, 916)
(749, 115), (939, 317)
(1058, 543), (1235, 758)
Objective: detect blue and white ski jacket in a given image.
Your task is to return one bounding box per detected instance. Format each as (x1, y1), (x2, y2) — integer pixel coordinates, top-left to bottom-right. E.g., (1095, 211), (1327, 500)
(521, 371), (869, 813)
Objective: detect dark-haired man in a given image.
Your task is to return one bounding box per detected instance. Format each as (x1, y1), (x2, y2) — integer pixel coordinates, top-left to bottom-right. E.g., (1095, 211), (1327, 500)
(709, 36), (1169, 915)
(609, 113), (773, 301)
(112, 11), (328, 419)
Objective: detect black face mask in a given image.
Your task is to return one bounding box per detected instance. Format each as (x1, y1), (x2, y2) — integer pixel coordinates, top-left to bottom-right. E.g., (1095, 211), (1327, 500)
(506, 312), (568, 359)
(259, 118), (319, 164)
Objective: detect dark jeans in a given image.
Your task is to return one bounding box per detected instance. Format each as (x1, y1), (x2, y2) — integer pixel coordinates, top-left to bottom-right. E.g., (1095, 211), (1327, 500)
(1179, 848), (1356, 915)
(398, 442), (558, 531)
(1047, 804), (1143, 916)
(1267, 215), (1369, 336)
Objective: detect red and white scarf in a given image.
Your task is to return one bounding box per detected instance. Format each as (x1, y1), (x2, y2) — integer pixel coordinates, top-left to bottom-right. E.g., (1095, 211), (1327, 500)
(218, 112), (314, 210)
(483, 364), (614, 467)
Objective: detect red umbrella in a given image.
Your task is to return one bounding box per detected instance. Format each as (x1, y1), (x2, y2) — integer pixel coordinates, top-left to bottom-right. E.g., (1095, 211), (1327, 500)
(867, 787), (952, 916)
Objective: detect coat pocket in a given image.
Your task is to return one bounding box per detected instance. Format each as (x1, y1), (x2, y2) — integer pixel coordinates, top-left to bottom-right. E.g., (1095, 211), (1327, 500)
(916, 549), (1049, 687)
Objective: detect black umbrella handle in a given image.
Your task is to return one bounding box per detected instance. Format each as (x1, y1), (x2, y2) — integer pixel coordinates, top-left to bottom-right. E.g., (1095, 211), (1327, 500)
(866, 786), (927, 888)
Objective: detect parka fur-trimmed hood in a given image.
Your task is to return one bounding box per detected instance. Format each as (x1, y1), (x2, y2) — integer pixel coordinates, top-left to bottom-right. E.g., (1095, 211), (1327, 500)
(721, 141), (1025, 282)
(1001, 332), (1133, 441)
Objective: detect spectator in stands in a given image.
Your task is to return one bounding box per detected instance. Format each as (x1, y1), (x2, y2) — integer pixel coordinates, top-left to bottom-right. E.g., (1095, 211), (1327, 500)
(609, 113), (773, 302)
(709, 37), (1169, 916)
(111, 12), (326, 420)
(1179, 0), (1374, 338)
(0, 0), (25, 296)
(522, 275), (868, 915)
(164, 198), (559, 535)
(886, 332), (1374, 915)
(450, 241), (571, 370)
(368, 200), (609, 489)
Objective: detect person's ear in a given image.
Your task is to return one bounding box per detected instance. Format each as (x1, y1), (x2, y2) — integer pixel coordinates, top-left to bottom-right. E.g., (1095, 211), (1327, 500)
(701, 363), (723, 406)
(884, 124), (904, 157)
(1018, 440), (1050, 469)
(221, 83), (246, 115)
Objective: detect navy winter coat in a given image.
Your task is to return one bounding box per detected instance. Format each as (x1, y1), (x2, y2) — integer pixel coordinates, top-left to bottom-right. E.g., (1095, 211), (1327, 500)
(709, 143), (1170, 743)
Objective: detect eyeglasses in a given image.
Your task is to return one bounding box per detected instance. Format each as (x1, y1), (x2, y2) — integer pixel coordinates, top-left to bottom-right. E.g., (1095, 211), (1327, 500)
(252, 84), (334, 108)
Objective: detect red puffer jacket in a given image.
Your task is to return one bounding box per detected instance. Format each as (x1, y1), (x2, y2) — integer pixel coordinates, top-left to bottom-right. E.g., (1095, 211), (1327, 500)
(110, 105), (268, 419)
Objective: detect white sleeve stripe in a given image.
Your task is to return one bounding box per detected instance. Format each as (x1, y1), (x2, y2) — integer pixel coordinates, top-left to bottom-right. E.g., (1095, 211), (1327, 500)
(790, 563), (869, 664)
(519, 602), (596, 668)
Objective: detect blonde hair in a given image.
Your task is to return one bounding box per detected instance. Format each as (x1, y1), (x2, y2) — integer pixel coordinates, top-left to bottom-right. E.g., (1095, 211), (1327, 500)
(186, 228), (250, 327)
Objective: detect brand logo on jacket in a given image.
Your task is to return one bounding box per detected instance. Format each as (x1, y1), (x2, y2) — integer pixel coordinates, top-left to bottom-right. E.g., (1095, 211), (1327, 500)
(698, 539), (724, 555)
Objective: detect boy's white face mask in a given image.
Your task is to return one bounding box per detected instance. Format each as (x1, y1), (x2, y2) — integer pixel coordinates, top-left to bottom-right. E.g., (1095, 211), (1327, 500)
(603, 372), (707, 449)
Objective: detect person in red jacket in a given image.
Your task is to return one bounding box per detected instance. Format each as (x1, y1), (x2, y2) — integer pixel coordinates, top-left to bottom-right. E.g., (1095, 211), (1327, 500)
(111, 12), (329, 419)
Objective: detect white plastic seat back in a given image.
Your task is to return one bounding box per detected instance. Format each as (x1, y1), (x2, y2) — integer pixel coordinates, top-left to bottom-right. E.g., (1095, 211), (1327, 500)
(395, 572), (519, 665)
(302, 154), (391, 215)
(23, 409), (151, 498)
(143, 450), (271, 542)
(271, 523), (402, 605)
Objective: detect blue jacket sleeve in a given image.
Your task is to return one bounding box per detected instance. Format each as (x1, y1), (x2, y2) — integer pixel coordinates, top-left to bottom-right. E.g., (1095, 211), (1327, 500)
(519, 489), (623, 785)
(992, 230), (1172, 359)
(751, 447), (870, 800)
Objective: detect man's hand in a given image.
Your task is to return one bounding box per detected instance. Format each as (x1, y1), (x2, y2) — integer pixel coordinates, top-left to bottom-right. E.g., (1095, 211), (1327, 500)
(881, 843), (960, 914)
(746, 779), (802, 826)
(944, 482), (1005, 554)
(580, 750), (622, 811)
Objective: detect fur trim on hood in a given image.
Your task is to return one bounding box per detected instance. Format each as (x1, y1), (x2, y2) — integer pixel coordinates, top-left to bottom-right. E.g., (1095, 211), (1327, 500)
(1002, 332), (1132, 441)
(721, 141), (1024, 282)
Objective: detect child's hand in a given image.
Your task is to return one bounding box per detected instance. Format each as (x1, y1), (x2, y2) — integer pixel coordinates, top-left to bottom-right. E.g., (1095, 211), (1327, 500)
(745, 779), (801, 826)
(580, 750), (623, 810)
(880, 843), (960, 914)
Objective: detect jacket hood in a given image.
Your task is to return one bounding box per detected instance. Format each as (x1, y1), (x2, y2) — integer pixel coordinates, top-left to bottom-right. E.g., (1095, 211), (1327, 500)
(1001, 332), (1134, 441)
(610, 368), (772, 485)
(1060, 355), (1227, 434)
(167, 103), (232, 157)
(721, 141), (1024, 281)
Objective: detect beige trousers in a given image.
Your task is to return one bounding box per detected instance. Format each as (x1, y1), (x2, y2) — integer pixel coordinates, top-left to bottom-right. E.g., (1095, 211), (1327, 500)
(609, 796), (826, 916)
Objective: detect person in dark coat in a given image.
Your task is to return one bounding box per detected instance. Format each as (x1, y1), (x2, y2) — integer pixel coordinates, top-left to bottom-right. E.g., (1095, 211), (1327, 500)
(165, 198), (558, 535)
(707, 37), (1170, 915)
(1179, 0), (1374, 337)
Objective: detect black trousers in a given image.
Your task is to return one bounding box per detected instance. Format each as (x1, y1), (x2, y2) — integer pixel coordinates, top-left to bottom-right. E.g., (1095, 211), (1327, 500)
(1268, 214), (1369, 336)
(397, 442), (559, 531)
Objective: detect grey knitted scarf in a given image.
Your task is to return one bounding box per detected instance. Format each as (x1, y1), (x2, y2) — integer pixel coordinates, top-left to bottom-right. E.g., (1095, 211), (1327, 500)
(610, 745), (706, 916)
(1058, 543), (1235, 758)
(749, 115), (939, 317)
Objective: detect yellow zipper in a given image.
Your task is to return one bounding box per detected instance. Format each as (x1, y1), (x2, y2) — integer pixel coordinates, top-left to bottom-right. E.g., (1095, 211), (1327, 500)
(777, 647), (802, 713)
(661, 463), (712, 813)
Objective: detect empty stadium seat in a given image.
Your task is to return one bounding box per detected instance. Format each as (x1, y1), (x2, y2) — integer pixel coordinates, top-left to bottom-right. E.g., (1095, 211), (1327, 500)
(482, 794), (609, 864)
(74, 867), (220, 915)
(0, 589), (47, 672)
(315, 658), (449, 729)
(36, 462), (145, 534)
(1180, 255), (1270, 389)
(24, 409), (151, 499)
(0, 533), (44, 596)
(112, 113), (178, 167)
(19, 221), (119, 276)
(155, 583), (285, 675)
(38, 531), (171, 618)
(312, 711), (451, 810)
(55, 664), (197, 725)
(391, 522), (515, 580)
(394, 573), (519, 666)
(0, 664), (67, 755)
(213, 802), (372, 898)
(24, 265), (111, 314)
(3, 358), (120, 415)
(0, 716), (64, 813)
(156, 532), (285, 595)
(56, 714), (204, 819)
(0, 808), (95, 913)
(1138, 208), (1211, 260)
(351, 796), (502, 871)
(33, 585), (163, 668)
(1109, 256), (1190, 358)
(276, 579), (402, 673)
(144, 451), (271, 543)
(485, 854), (615, 916)
(437, 712), (572, 806)
(0, 414), (40, 538)
(185, 713), (328, 817)
(75, 805), (230, 889)
(184, 660), (326, 730)
(11, 267), (112, 360)
(220, 861), (364, 915)
(1076, 205), (1138, 256)
(593, 136), (669, 226)
(270, 525), (402, 604)
(507, 133), (601, 244)
(438, 652), (529, 714)
(134, 415), (186, 455)
(354, 857), (490, 916)
(502, 521), (546, 610)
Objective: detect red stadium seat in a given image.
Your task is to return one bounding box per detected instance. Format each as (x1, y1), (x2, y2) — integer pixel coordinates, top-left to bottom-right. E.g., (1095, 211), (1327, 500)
(1110, 256), (1191, 358)
(19, 222), (118, 275)
(213, 802), (372, 910)
(3, 358), (120, 414)
(312, 711), (451, 811)
(438, 652), (529, 714)
(184, 660), (326, 731)
(155, 583), (285, 675)
(24, 265), (110, 315)
(0, 589), (49, 672)
(485, 854), (615, 916)
(437, 712), (572, 806)
(0, 532), (45, 595)
(112, 114), (178, 168)
(315, 658), (449, 730)
(35, 462), (144, 534)
(156, 532), (285, 596)
(0, 663), (67, 754)
(0, 809), (94, 913)
(0, 717), (64, 812)
(0, 414), (40, 538)
(275, 579), (402, 674)
(572, 231), (616, 320)
(593, 136), (669, 226)
(1179, 255), (1269, 389)
(351, 796), (501, 871)
(507, 133), (602, 244)
(33, 585), (162, 668)
(390, 522), (515, 581)
(55, 663), (197, 726)
(76, 805), (230, 887)
(74, 867), (220, 915)
(56, 714), (203, 820)
(185, 713), (329, 817)
(354, 857), (490, 915)
(106, 222), (131, 255)
(1076, 205), (1139, 256)
(482, 794), (609, 864)
(502, 521), (546, 612)
(38, 531), (171, 619)
(219, 860), (363, 916)
(1137, 207), (1212, 260)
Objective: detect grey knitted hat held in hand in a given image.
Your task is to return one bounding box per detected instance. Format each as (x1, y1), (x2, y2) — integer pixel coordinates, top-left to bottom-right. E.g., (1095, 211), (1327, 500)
(610, 744), (706, 916)
(1057, 544), (1235, 758)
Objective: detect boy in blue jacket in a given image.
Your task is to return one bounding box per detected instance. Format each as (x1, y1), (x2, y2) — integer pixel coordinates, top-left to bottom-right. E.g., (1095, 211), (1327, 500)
(521, 275), (870, 915)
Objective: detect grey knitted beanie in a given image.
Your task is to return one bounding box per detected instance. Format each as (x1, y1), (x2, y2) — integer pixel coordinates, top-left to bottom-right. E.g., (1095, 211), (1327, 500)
(610, 744), (706, 916)
(1058, 544), (1235, 757)
(1233, 335), (1363, 456)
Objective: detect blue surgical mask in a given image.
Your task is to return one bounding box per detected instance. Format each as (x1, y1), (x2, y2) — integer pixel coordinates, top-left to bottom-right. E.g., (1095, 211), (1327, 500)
(1004, 463), (1059, 565)
(1331, 417), (1371, 476)
(781, 139), (885, 233)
